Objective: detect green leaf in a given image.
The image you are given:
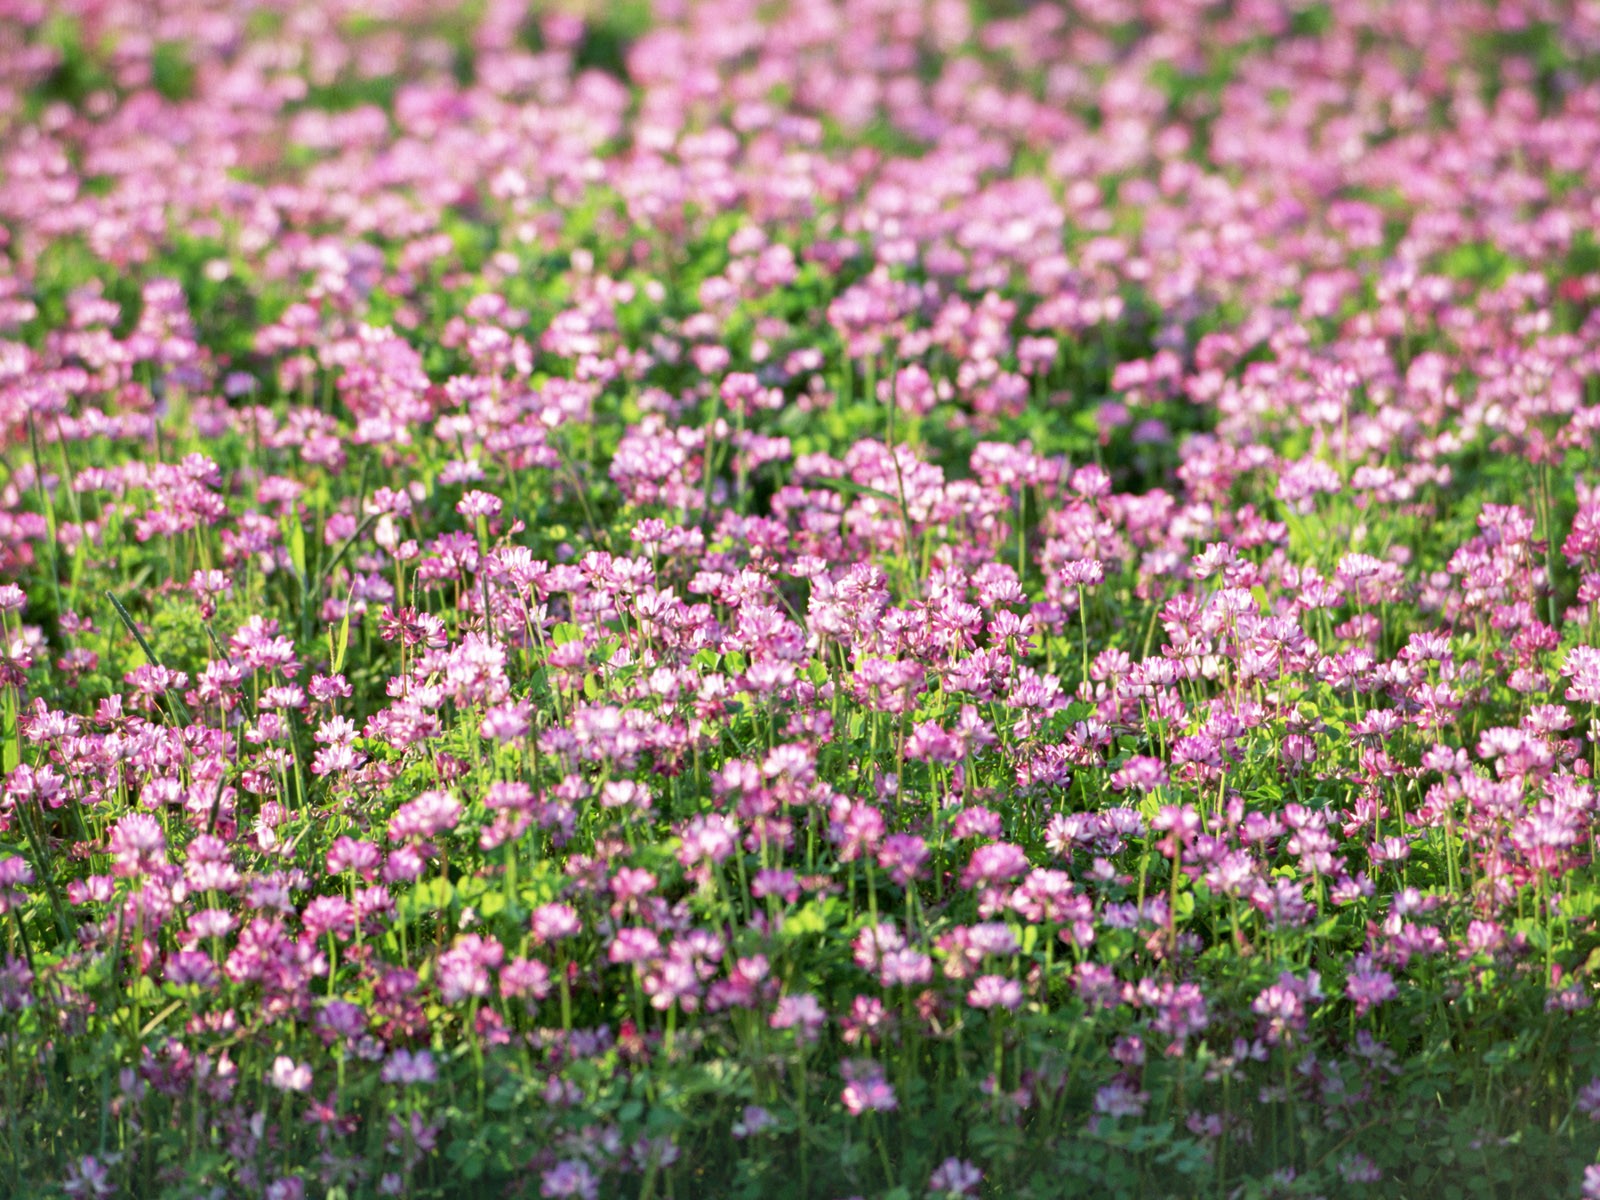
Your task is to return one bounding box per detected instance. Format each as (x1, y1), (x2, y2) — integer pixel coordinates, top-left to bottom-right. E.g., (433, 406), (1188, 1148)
(778, 901), (828, 939)
(411, 877), (455, 912)
(331, 597), (353, 676)
(810, 475), (899, 504)
(284, 512), (308, 580)
(1, 685), (16, 775)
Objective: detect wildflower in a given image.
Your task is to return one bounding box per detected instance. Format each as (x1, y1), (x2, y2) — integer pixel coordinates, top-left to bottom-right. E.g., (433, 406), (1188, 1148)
(1340, 955), (1395, 1014)
(1336, 1155), (1383, 1184)
(608, 928), (662, 966)
(1109, 756), (1167, 793)
(1576, 1078), (1600, 1121)
(326, 837), (382, 878)
(769, 993), (827, 1044)
(387, 791), (462, 842)
(63, 1156), (115, 1199)
(540, 1160), (599, 1200)
(1094, 1079), (1149, 1119)
(1560, 646), (1600, 703)
(967, 975), (1023, 1011)
(436, 934), (504, 1004)
(877, 834), (930, 885)
(751, 868), (800, 903)
(1252, 971), (1322, 1044)
(500, 958), (552, 1002)
(165, 951), (219, 989)
(732, 1105), (776, 1138)
(381, 1050), (437, 1086)
(879, 949), (934, 989)
(456, 490), (502, 518)
(0, 855), (33, 913)
(268, 1057), (313, 1093)
(927, 1158), (983, 1198)
(961, 842), (1030, 889)
(951, 807), (1004, 840)
(840, 1058), (898, 1115)
(109, 814), (166, 877)
(531, 903), (583, 944)
(853, 922), (905, 971)
(480, 701), (531, 741)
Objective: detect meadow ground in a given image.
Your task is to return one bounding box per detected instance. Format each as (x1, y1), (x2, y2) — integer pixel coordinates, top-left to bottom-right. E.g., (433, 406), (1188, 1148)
(3, 1), (1600, 1197)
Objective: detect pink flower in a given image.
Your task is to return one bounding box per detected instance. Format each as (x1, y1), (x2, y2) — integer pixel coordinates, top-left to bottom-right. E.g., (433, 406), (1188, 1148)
(268, 1056), (312, 1093)
(1094, 1078), (1149, 1119)
(769, 993), (827, 1043)
(732, 1105), (776, 1138)
(927, 1157), (983, 1198)
(541, 1160), (598, 1200)
(436, 934), (505, 1003)
(480, 701), (531, 741)
(109, 814), (166, 877)
(879, 949), (934, 989)
(501, 957), (553, 1002)
(840, 1058), (897, 1115)
(966, 975), (1022, 1011)
(1577, 1078), (1600, 1121)
(877, 834), (929, 885)
(531, 903), (583, 944)
(388, 791), (462, 842)
(608, 927), (662, 965)
(63, 1155), (114, 1199)
(1345, 963), (1398, 1016)
(456, 490), (502, 518)
(326, 836), (381, 878)
(381, 1049), (437, 1085)
(961, 842), (1029, 889)
(0, 855), (34, 913)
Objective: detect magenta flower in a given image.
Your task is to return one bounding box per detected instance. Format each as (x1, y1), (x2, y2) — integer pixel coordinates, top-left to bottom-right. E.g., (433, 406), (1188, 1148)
(108, 814), (166, 877)
(1094, 1078), (1150, 1119)
(63, 1156), (114, 1200)
(0, 855), (34, 913)
(388, 791), (462, 842)
(960, 842), (1029, 889)
(268, 1057), (312, 1093)
(1344, 962), (1398, 1017)
(927, 1157), (983, 1198)
(732, 1105), (776, 1138)
(480, 701), (531, 741)
(840, 1058), (897, 1115)
(456, 490), (502, 518)
(501, 957), (553, 1002)
(769, 993), (827, 1044)
(966, 975), (1022, 1012)
(540, 1160), (599, 1200)
(381, 1049), (438, 1086)
(436, 934), (505, 1003)
(531, 903), (583, 945)
(608, 927), (663, 966)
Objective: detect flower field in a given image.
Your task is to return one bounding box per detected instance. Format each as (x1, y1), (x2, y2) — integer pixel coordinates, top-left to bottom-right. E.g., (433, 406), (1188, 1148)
(5, 0), (1600, 1196)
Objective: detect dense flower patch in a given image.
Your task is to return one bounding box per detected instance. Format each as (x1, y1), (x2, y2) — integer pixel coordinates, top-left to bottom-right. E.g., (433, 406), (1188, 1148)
(4, 0), (1600, 1196)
